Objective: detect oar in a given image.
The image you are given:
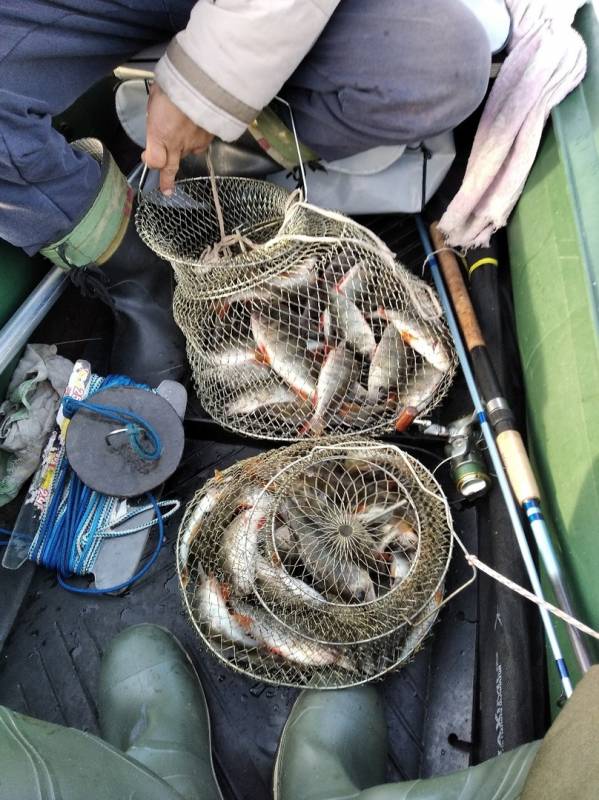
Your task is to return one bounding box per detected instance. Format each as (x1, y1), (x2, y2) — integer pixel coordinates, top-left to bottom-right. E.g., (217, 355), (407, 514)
(414, 216), (575, 699)
(425, 219), (593, 676)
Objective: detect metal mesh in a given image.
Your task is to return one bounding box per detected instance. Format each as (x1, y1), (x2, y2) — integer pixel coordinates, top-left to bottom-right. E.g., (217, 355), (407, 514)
(177, 439), (453, 688)
(137, 179), (456, 440)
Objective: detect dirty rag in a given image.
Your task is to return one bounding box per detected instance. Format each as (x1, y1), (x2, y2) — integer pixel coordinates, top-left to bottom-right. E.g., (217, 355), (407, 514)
(0, 344), (73, 506)
(438, 0), (588, 249)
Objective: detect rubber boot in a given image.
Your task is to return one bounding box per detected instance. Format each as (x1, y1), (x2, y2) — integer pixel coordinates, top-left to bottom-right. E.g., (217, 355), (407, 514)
(40, 139), (186, 386)
(274, 686), (540, 800)
(0, 705), (184, 800)
(273, 685), (388, 800)
(93, 209), (187, 385)
(98, 624), (222, 800)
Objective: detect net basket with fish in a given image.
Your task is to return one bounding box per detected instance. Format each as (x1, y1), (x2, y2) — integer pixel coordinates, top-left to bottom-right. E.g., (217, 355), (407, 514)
(136, 177), (457, 440)
(177, 439), (453, 689)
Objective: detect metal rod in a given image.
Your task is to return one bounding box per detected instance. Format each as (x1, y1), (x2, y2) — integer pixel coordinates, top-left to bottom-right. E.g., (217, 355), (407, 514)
(0, 162), (148, 378)
(0, 267), (68, 375)
(415, 215), (573, 699)
(428, 221), (593, 674)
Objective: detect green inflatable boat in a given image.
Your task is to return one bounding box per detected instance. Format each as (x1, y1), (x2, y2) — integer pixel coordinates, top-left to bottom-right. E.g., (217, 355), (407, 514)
(0, 4), (597, 796)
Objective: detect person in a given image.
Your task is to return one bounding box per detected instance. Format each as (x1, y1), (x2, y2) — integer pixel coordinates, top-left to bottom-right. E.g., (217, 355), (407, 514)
(1, 622), (598, 799)
(0, 1), (491, 384)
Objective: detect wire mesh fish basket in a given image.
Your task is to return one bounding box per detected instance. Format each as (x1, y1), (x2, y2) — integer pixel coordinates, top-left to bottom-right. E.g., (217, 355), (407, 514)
(177, 439), (453, 689)
(137, 178), (456, 440)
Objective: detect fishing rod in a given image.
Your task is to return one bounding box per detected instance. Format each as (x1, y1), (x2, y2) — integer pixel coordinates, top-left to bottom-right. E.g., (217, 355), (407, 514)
(427, 221), (593, 674)
(414, 215), (574, 699)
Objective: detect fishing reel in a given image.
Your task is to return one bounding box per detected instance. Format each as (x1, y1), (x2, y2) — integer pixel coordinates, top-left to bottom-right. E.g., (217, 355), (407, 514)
(415, 413), (491, 501)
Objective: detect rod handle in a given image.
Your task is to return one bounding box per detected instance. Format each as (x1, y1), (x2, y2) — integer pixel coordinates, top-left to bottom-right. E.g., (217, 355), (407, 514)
(430, 223), (485, 350)
(496, 429), (541, 504)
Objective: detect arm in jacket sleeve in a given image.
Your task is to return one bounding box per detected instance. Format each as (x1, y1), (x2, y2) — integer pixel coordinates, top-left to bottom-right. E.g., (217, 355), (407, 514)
(154, 0), (340, 142)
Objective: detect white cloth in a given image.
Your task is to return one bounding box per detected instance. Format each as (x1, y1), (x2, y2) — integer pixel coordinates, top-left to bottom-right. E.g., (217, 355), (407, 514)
(438, 0), (588, 249)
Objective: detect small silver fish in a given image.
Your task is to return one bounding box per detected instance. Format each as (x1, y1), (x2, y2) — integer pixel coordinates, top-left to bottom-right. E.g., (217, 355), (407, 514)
(367, 324), (407, 400)
(232, 600), (354, 670)
(352, 498), (407, 525)
(204, 361), (272, 388)
(377, 517), (419, 553)
(288, 504), (377, 603)
(256, 554), (326, 606)
(401, 363), (445, 412)
(225, 384), (299, 416)
(198, 575), (258, 647)
(329, 291), (377, 358)
(209, 342), (259, 369)
(221, 506), (269, 595)
(378, 308), (451, 373)
(251, 315), (318, 403)
(179, 484), (225, 569)
(390, 552), (411, 584)
(303, 345), (357, 435)
(267, 257), (319, 291)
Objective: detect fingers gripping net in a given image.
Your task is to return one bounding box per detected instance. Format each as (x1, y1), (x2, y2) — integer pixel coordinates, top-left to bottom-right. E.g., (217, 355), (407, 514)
(177, 439), (453, 689)
(137, 179), (456, 440)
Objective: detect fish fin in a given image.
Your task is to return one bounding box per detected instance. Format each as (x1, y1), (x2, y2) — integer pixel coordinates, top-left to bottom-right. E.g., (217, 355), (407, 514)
(395, 406), (417, 432)
(214, 300), (230, 319)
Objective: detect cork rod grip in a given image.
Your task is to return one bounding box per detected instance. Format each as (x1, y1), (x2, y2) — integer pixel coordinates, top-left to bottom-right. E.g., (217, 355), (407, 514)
(496, 430), (541, 503)
(429, 223), (485, 350)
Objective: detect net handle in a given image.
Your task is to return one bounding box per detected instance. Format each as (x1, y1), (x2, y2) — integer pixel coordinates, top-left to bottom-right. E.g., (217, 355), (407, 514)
(273, 96), (309, 203)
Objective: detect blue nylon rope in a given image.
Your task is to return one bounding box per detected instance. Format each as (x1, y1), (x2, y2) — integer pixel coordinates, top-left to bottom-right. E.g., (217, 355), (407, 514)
(1, 374), (174, 595)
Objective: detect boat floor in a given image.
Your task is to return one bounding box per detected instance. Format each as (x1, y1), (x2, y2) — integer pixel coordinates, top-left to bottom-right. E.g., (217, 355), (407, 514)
(0, 215), (545, 800)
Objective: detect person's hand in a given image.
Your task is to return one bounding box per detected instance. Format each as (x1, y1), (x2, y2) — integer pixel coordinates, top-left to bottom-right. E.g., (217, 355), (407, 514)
(143, 82), (214, 195)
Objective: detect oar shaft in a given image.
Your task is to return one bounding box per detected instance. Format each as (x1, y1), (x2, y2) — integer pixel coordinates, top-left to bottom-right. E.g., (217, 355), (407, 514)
(426, 220), (592, 674)
(415, 215), (573, 698)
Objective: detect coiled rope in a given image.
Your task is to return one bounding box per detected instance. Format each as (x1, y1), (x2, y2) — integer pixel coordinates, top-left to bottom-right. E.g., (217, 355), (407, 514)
(1, 374), (179, 595)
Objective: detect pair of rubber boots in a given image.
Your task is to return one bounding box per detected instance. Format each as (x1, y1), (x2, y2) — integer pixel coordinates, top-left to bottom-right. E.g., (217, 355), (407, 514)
(4, 623), (597, 800)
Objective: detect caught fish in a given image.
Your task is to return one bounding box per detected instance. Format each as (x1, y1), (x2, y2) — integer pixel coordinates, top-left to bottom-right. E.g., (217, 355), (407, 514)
(390, 552), (411, 584)
(287, 503), (377, 603)
(302, 345), (357, 435)
(256, 554), (326, 606)
(272, 523), (297, 559)
(251, 315), (318, 403)
(232, 600), (354, 670)
(203, 361), (272, 388)
(401, 363), (445, 412)
(221, 507), (268, 595)
(377, 308), (451, 373)
(352, 497), (407, 525)
(198, 575), (258, 647)
(377, 517), (419, 553)
(367, 324), (407, 400)
(209, 341), (260, 369)
(225, 385), (299, 416)
(179, 484), (225, 568)
(267, 256), (319, 291)
(328, 291), (377, 358)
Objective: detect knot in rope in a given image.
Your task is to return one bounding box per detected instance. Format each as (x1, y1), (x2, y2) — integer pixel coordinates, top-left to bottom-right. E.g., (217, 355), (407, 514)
(62, 395), (162, 462)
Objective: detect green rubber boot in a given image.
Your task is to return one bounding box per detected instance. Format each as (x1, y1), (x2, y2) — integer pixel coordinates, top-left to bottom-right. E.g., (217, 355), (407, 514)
(274, 685), (540, 800)
(273, 686), (388, 800)
(98, 624), (222, 800)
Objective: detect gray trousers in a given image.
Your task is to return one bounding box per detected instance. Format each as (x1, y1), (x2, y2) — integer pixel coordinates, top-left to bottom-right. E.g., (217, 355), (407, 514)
(0, 0), (490, 255)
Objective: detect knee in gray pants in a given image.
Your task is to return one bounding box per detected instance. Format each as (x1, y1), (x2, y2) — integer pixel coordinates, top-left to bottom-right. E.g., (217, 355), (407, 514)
(288, 0), (492, 160)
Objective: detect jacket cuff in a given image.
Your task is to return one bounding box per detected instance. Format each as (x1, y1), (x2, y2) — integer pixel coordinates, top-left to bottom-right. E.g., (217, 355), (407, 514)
(155, 41), (257, 142)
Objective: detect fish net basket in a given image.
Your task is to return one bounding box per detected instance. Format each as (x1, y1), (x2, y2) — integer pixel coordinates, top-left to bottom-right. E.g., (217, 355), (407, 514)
(137, 178), (456, 440)
(177, 439), (453, 689)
